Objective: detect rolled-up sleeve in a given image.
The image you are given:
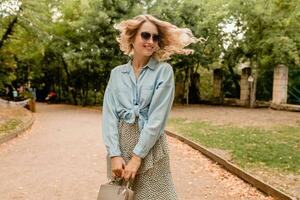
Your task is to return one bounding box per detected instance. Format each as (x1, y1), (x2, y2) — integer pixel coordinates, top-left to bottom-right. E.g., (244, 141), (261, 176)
(102, 72), (121, 157)
(133, 64), (175, 158)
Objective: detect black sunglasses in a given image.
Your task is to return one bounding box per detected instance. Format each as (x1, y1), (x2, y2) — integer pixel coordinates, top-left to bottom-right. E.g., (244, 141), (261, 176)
(140, 32), (160, 42)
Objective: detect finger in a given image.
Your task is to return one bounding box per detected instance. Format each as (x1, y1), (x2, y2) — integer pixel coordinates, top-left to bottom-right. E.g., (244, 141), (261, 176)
(112, 169), (118, 176)
(124, 171), (131, 181)
(131, 172), (136, 180)
(112, 172), (116, 179)
(114, 170), (120, 177)
(123, 171), (128, 181)
(121, 169), (125, 178)
(114, 171), (122, 177)
(116, 168), (124, 176)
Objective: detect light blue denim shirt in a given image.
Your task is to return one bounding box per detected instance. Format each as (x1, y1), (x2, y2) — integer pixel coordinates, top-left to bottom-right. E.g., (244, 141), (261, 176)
(102, 57), (175, 158)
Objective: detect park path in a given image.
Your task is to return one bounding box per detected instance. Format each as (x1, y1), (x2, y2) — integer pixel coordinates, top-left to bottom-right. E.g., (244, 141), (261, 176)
(0, 104), (272, 200)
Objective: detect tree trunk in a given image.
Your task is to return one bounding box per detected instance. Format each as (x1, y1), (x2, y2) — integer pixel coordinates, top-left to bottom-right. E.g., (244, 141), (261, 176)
(249, 60), (257, 108)
(188, 72), (201, 104)
(0, 17), (18, 50)
(227, 63), (240, 97)
(61, 55), (78, 105)
(185, 66), (191, 104)
(83, 64), (89, 106)
(249, 74), (257, 108)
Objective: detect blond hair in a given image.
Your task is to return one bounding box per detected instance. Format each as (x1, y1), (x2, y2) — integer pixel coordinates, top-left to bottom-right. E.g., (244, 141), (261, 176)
(114, 14), (199, 61)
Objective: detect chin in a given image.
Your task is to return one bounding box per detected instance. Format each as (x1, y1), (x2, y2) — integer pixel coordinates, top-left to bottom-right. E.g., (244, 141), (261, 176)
(143, 51), (154, 57)
(135, 49), (154, 58)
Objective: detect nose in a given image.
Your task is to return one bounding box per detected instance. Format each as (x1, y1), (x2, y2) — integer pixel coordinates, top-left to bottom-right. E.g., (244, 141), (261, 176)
(147, 38), (154, 44)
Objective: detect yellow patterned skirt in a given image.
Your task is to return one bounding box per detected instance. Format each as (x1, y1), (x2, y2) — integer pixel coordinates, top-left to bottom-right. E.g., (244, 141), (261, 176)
(106, 119), (178, 200)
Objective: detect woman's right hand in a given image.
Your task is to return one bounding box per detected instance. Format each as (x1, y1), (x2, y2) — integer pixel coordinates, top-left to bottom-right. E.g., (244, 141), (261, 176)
(111, 156), (126, 178)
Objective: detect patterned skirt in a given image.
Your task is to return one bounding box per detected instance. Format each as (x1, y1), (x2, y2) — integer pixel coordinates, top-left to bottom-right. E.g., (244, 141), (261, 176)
(106, 119), (178, 200)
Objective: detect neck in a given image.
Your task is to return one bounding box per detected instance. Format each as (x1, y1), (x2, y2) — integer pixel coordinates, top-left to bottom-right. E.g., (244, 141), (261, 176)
(132, 56), (150, 70)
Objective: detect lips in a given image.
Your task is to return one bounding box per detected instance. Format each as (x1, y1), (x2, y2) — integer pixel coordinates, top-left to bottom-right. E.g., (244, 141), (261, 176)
(144, 45), (154, 51)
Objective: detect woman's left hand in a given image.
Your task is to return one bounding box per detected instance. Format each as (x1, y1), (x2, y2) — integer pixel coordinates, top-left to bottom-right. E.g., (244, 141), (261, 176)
(123, 154), (142, 181)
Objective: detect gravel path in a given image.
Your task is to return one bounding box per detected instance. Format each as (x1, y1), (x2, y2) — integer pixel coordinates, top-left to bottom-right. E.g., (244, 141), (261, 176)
(170, 104), (300, 128)
(0, 103), (272, 200)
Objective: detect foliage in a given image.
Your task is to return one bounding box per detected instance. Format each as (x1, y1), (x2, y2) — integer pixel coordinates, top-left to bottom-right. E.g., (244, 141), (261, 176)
(223, 0), (300, 100)
(1, 0), (143, 105)
(0, 0), (52, 92)
(148, 0), (224, 103)
(0, 0), (299, 104)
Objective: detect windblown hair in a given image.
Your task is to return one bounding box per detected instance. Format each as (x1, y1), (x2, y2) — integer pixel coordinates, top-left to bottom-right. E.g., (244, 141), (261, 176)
(114, 14), (199, 61)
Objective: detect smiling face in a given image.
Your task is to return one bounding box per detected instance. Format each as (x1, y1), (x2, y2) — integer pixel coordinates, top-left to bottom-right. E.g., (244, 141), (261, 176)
(132, 21), (160, 58)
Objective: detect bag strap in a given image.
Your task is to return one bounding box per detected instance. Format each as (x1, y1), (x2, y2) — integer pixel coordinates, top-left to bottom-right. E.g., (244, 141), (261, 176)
(110, 177), (134, 189)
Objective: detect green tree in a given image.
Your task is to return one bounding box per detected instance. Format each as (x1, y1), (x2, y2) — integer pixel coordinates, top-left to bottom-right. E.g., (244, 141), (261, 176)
(0, 0), (52, 93)
(224, 0), (300, 102)
(149, 0), (224, 103)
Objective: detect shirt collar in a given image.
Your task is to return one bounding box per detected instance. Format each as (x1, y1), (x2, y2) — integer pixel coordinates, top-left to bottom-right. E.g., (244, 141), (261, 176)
(121, 57), (157, 73)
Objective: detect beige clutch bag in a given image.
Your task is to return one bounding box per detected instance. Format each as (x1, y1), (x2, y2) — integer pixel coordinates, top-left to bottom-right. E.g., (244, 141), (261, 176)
(97, 179), (134, 200)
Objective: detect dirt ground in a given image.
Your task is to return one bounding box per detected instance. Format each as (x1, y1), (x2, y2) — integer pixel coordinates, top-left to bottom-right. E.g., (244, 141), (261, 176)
(170, 104), (300, 128)
(0, 106), (32, 136)
(0, 106), (31, 125)
(0, 103), (273, 200)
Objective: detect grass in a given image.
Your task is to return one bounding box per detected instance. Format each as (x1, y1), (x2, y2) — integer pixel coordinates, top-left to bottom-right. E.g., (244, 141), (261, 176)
(0, 119), (22, 137)
(167, 118), (300, 173)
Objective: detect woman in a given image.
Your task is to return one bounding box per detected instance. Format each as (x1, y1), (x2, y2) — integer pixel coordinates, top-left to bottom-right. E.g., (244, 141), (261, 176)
(102, 14), (198, 199)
